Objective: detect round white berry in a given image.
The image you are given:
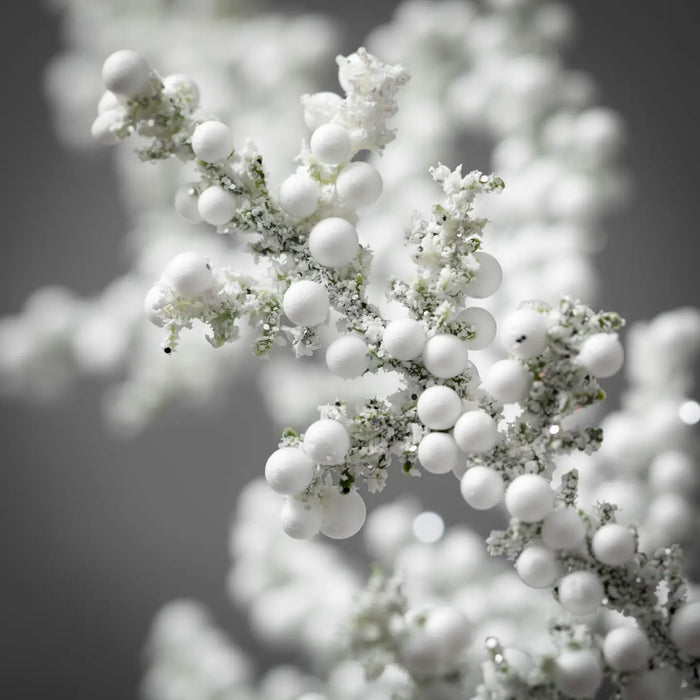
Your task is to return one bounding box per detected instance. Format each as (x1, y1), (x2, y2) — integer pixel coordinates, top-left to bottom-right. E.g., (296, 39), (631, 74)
(321, 489), (366, 539)
(90, 109), (125, 146)
(541, 508), (586, 550)
(460, 466), (504, 510)
(416, 385), (463, 430)
(381, 319), (426, 361)
(646, 493), (695, 541)
(282, 281), (329, 326)
(558, 571), (604, 615)
(102, 49), (149, 96)
(505, 474), (554, 523)
(423, 334), (469, 379)
(162, 251), (212, 298)
(554, 649), (603, 698)
(516, 545), (559, 588)
(279, 173), (321, 219)
(265, 447), (315, 496)
(174, 184), (202, 223)
(482, 359), (531, 403)
(501, 308), (549, 358)
(144, 283), (169, 327)
(464, 251), (502, 299)
(303, 91), (343, 131)
(197, 186), (237, 226)
(336, 161), (383, 208)
(424, 606), (471, 657)
(310, 123), (352, 165)
(280, 497), (322, 539)
(418, 432), (461, 475)
(191, 121), (233, 163)
(577, 333), (624, 378)
(453, 410), (499, 454)
(325, 335), (369, 378)
(303, 419), (350, 465)
(648, 451), (696, 493)
(308, 217), (359, 268)
(670, 601), (700, 657)
(603, 626), (651, 671)
(97, 90), (123, 114)
(459, 307), (497, 350)
(592, 523), (636, 567)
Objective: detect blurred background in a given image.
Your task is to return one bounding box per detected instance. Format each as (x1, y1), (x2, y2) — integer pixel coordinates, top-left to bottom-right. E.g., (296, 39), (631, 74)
(0, 1), (698, 698)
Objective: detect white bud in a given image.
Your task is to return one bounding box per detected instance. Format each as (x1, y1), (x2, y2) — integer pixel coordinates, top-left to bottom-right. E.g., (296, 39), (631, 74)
(516, 545), (559, 588)
(459, 307), (497, 350)
(460, 466), (504, 510)
(482, 359), (531, 403)
(381, 319), (426, 361)
(279, 173), (321, 219)
(162, 252), (212, 298)
(144, 283), (169, 327)
(197, 186), (237, 226)
(418, 432), (461, 475)
(464, 251), (502, 299)
(174, 184), (202, 223)
(102, 49), (149, 96)
(554, 649), (603, 698)
(162, 73), (199, 110)
(648, 451), (696, 493)
(265, 447), (315, 495)
(603, 626), (651, 671)
(321, 489), (366, 539)
(303, 91), (343, 131)
(325, 335), (369, 378)
(191, 121), (233, 163)
(303, 419), (350, 465)
(310, 123), (352, 165)
(541, 508), (586, 550)
(501, 308), (549, 358)
(577, 333), (624, 378)
(90, 109), (125, 145)
(505, 474), (554, 522)
(416, 385), (463, 430)
(280, 497), (322, 539)
(336, 161), (383, 208)
(453, 410), (499, 453)
(283, 281), (329, 326)
(670, 601), (700, 657)
(423, 334), (469, 379)
(308, 217), (359, 268)
(558, 571), (604, 615)
(592, 523), (636, 566)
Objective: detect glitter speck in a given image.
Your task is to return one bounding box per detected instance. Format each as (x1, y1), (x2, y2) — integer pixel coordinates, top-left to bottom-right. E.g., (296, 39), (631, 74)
(549, 425), (560, 435)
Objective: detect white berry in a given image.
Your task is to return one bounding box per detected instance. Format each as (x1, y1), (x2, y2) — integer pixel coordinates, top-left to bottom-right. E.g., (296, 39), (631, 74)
(144, 283), (169, 327)
(554, 649), (603, 698)
(482, 359), (531, 403)
(648, 451), (697, 493)
(501, 308), (549, 358)
(416, 385), (463, 430)
(459, 306), (497, 350)
(280, 497), (322, 539)
(308, 217), (359, 268)
(102, 49), (150, 96)
(423, 334), (469, 379)
(516, 545), (560, 588)
(336, 161), (383, 208)
(197, 186), (237, 226)
(191, 121), (233, 163)
(670, 601), (700, 657)
(453, 410), (499, 453)
(381, 319), (426, 361)
(592, 523), (636, 566)
(418, 432), (461, 475)
(90, 109), (124, 145)
(310, 123), (352, 165)
(464, 251), (502, 298)
(265, 447), (315, 496)
(279, 173), (321, 219)
(577, 333), (624, 378)
(558, 571), (604, 615)
(325, 335), (369, 378)
(321, 490), (366, 539)
(303, 419), (350, 465)
(460, 466), (504, 509)
(505, 474), (554, 522)
(541, 508), (586, 550)
(282, 281), (329, 326)
(603, 626), (651, 671)
(162, 252), (212, 298)
(174, 184), (202, 223)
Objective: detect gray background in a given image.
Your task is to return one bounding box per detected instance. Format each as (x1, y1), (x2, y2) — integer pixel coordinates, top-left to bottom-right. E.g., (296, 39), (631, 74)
(0, 1), (698, 698)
